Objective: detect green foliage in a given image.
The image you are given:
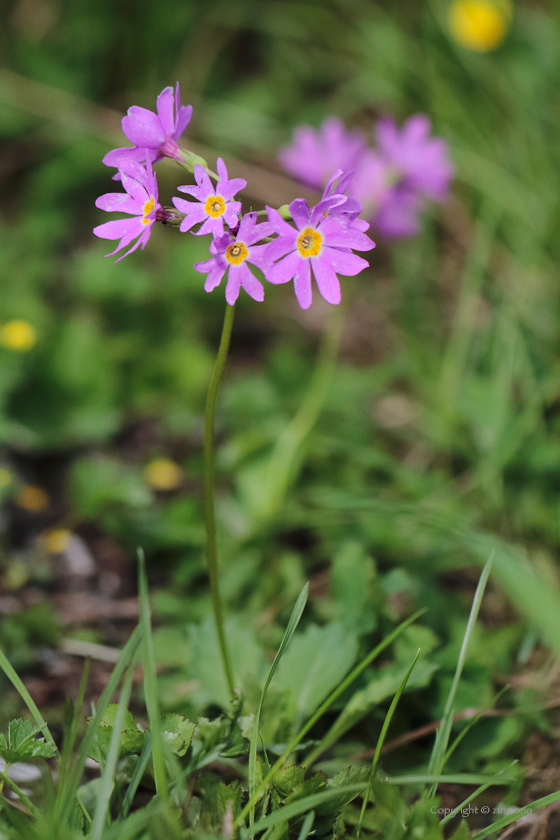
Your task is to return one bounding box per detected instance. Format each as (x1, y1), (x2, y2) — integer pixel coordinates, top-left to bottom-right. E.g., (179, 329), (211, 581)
(0, 719), (56, 763)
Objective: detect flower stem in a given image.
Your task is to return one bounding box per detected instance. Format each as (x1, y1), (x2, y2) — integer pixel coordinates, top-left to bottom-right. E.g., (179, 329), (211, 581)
(204, 302), (236, 698)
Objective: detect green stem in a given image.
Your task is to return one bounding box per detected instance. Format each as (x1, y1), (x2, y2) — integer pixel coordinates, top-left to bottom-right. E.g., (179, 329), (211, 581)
(204, 302), (236, 698)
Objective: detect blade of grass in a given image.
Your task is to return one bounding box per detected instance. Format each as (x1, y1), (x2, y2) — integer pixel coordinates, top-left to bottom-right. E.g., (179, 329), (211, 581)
(355, 649), (420, 839)
(296, 809), (315, 840)
(0, 646), (56, 748)
(236, 607), (426, 827)
(302, 607), (428, 771)
(249, 582), (309, 831)
(252, 784), (367, 832)
(55, 623), (142, 825)
(121, 734), (153, 819)
(426, 553), (493, 797)
(472, 789), (560, 839)
(138, 548), (168, 800)
(0, 768), (40, 819)
(384, 773), (514, 785)
(439, 762), (518, 827)
(443, 685), (509, 767)
(90, 663), (135, 840)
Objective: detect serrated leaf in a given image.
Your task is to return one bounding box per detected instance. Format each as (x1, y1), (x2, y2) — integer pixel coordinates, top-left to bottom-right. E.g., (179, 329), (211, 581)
(93, 703), (145, 760)
(162, 713), (195, 757)
(316, 766), (370, 815)
(273, 765), (306, 799)
(0, 719), (57, 763)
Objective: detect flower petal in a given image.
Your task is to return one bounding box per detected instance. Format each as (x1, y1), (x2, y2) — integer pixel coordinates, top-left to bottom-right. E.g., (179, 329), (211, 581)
(266, 250), (302, 285)
(289, 198), (310, 230)
(235, 261), (265, 302)
(311, 256), (341, 305)
(93, 217), (143, 242)
(122, 106), (165, 149)
(156, 86), (175, 136)
(293, 258), (312, 309)
(321, 246), (370, 276)
(265, 236), (295, 264)
(95, 192), (142, 215)
(266, 206), (297, 237)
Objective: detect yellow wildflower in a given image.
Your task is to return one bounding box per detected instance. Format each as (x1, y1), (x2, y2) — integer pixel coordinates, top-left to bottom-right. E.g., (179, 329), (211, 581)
(448, 0), (511, 52)
(16, 484), (49, 512)
(0, 320), (37, 352)
(143, 457), (184, 491)
(43, 528), (71, 554)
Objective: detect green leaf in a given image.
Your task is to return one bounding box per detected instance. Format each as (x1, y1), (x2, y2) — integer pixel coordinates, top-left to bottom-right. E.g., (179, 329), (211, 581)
(161, 713), (195, 757)
(0, 718), (57, 763)
(93, 704), (145, 760)
(275, 623), (358, 719)
(316, 766), (370, 815)
(331, 541), (378, 635)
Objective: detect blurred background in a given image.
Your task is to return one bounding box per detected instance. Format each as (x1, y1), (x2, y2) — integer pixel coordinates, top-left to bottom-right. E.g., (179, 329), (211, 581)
(1, 0), (560, 788)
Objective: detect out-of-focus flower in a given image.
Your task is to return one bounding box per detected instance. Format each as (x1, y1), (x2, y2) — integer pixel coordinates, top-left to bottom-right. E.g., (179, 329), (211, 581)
(103, 83), (193, 170)
(279, 117), (367, 190)
(16, 484), (49, 512)
(265, 196), (375, 310)
(173, 158), (246, 236)
(368, 115), (454, 237)
(0, 320), (37, 352)
(448, 0), (510, 52)
(144, 458), (184, 491)
(43, 528), (71, 554)
(194, 212), (273, 305)
(94, 159), (162, 261)
(0, 467), (12, 488)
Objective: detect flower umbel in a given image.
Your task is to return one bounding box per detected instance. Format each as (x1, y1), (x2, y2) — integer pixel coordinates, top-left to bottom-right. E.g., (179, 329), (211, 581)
(93, 158), (161, 261)
(265, 192), (375, 310)
(103, 83), (193, 171)
(194, 213), (272, 305)
(173, 158), (246, 236)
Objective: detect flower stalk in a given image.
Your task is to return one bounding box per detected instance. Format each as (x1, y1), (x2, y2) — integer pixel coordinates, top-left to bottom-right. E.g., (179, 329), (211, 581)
(204, 302), (236, 698)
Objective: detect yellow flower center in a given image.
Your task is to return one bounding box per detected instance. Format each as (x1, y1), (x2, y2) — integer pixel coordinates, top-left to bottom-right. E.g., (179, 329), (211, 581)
(204, 195), (226, 218)
(142, 196), (155, 225)
(225, 241), (249, 265)
(297, 227), (323, 258)
(0, 320), (37, 352)
(448, 0), (509, 52)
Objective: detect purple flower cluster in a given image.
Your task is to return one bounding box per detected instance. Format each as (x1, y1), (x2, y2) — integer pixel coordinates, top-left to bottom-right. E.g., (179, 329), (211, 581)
(279, 114), (454, 238)
(99, 86), (473, 307)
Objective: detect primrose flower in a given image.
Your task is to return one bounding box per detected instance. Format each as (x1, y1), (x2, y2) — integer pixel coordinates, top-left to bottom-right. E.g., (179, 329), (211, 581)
(368, 115), (454, 237)
(279, 117), (367, 191)
(93, 158), (162, 261)
(448, 0), (510, 51)
(173, 158), (246, 236)
(194, 213), (272, 305)
(265, 197), (375, 310)
(103, 83), (192, 171)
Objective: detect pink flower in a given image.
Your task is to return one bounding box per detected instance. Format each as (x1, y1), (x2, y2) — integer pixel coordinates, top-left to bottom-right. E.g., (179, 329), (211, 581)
(265, 196), (375, 310)
(93, 159), (161, 261)
(278, 117), (367, 190)
(173, 158), (246, 237)
(103, 83), (192, 171)
(369, 115), (454, 237)
(194, 213), (272, 305)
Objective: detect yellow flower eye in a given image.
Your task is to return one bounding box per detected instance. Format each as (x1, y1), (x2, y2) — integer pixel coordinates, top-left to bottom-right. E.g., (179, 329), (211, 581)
(448, 0), (510, 52)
